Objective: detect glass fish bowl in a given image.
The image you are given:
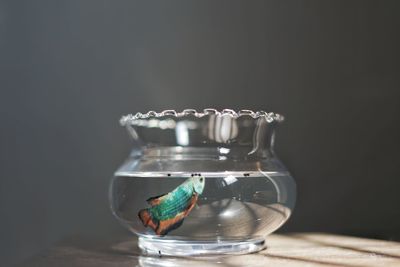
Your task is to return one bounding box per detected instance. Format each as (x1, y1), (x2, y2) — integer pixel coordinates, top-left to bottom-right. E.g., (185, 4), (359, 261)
(110, 109), (296, 256)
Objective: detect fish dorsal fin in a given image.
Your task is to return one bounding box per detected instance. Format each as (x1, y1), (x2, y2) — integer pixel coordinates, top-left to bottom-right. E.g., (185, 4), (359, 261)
(146, 193), (168, 206)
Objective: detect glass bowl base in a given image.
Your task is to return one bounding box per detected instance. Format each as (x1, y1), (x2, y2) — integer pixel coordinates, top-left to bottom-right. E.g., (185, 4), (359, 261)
(138, 236), (266, 256)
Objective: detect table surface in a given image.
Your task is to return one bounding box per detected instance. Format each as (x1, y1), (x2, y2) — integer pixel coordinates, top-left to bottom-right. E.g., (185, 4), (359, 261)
(17, 233), (400, 267)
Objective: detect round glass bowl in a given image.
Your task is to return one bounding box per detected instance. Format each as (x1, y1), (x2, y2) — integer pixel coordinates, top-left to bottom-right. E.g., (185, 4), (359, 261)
(110, 109), (296, 256)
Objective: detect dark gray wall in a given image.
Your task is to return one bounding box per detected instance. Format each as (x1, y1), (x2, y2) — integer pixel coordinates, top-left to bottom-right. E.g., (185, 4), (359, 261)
(1, 0), (400, 266)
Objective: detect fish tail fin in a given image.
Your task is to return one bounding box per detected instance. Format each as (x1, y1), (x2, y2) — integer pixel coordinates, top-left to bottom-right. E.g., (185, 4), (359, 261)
(155, 213), (185, 236)
(138, 209), (158, 230)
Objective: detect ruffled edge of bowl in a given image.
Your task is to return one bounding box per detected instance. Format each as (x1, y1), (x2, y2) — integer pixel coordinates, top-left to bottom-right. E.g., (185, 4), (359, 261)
(120, 109), (284, 126)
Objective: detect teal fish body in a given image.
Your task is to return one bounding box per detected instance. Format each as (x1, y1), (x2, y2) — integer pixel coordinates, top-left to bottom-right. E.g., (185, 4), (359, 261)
(138, 176), (205, 236)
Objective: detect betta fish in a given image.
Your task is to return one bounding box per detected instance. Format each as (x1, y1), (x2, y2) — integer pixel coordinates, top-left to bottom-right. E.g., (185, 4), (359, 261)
(138, 175), (205, 236)
(138, 176), (205, 236)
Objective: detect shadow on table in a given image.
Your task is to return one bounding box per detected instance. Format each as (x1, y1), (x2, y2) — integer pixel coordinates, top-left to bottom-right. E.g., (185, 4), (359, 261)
(289, 233), (400, 260)
(264, 254), (362, 267)
(18, 233), (400, 267)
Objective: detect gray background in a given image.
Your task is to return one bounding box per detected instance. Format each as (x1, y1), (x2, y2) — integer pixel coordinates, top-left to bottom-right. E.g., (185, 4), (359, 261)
(1, 0), (400, 266)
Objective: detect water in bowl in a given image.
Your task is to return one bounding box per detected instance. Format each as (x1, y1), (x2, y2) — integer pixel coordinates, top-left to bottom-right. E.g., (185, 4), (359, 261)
(110, 171), (295, 255)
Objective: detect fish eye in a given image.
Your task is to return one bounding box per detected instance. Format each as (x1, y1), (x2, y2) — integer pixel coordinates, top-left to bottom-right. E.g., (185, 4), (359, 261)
(200, 177), (204, 182)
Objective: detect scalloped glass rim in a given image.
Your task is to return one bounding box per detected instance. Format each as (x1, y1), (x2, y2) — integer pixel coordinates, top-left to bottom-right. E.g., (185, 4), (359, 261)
(120, 108), (284, 126)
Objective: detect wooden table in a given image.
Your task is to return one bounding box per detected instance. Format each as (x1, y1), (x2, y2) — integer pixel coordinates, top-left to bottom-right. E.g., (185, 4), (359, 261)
(17, 233), (400, 267)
